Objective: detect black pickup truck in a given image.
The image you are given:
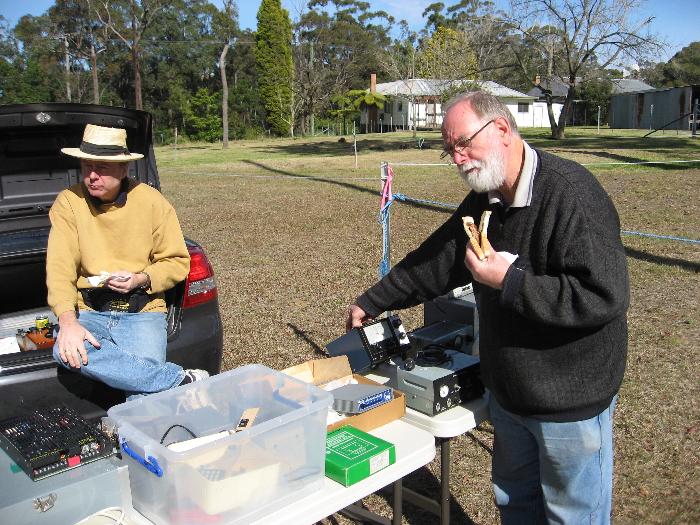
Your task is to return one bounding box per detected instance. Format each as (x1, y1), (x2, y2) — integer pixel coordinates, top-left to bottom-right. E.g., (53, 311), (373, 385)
(0, 103), (223, 421)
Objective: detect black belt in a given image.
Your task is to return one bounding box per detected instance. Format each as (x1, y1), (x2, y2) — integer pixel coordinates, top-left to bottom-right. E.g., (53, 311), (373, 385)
(81, 288), (150, 313)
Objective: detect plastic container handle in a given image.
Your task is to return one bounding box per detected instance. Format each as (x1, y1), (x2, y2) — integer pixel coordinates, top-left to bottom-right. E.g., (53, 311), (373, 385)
(121, 440), (163, 477)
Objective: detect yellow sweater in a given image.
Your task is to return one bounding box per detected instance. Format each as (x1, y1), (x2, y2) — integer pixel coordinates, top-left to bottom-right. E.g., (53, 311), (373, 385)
(46, 180), (190, 316)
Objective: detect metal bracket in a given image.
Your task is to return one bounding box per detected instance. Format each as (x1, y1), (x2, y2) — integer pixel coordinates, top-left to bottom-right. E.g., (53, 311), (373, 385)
(33, 493), (57, 512)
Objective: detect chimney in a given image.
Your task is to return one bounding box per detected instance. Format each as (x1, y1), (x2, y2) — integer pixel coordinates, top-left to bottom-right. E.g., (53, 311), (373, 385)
(535, 75), (541, 85)
(370, 73), (377, 93)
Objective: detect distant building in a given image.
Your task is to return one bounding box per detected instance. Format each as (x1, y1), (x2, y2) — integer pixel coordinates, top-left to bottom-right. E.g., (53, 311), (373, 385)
(526, 77), (655, 125)
(610, 84), (700, 130)
(360, 76), (560, 131)
(611, 78), (655, 94)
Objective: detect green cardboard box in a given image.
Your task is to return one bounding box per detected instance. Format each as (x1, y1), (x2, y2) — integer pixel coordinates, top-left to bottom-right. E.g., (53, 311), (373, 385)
(325, 426), (396, 486)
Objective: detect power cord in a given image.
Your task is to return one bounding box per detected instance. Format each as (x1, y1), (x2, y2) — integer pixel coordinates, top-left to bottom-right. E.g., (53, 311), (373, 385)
(415, 344), (453, 366)
(159, 424), (197, 446)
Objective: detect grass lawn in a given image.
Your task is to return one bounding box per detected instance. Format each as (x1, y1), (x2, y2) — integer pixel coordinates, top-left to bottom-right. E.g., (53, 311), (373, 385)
(156, 127), (699, 524)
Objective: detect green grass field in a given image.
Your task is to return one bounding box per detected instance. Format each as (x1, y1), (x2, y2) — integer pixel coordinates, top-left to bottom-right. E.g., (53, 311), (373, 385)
(156, 127), (699, 524)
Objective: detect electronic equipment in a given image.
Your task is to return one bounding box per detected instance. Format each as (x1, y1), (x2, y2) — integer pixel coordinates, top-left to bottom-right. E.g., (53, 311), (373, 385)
(410, 320), (474, 355)
(382, 349), (484, 416)
(326, 315), (412, 373)
(423, 284), (479, 355)
(331, 384), (394, 414)
(0, 406), (116, 481)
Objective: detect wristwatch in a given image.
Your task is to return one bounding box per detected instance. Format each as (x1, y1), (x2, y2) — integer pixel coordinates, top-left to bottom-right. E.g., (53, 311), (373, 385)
(138, 272), (151, 290)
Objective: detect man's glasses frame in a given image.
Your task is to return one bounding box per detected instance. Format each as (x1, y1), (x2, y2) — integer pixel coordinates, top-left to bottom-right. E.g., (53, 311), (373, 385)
(440, 119), (495, 160)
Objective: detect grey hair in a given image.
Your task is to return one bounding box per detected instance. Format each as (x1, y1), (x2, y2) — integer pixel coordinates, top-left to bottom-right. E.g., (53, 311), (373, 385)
(442, 91), (520, 136)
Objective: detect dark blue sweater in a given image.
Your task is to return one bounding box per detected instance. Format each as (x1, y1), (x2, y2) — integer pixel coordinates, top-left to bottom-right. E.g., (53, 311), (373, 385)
(357, 149), (629, 422)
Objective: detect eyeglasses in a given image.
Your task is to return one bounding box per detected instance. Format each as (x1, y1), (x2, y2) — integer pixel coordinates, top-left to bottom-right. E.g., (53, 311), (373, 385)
(440, 119), (495, 160)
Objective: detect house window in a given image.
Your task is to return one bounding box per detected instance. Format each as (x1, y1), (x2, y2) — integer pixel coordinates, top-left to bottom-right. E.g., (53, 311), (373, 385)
(398, 102), (403, 112)
(518, 102), (529, 113)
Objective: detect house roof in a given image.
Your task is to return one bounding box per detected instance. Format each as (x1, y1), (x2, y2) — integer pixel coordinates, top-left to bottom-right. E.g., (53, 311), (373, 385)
(526, 78), (570, 99)
(374, 78), (534, 100)
(526, 77), (656, 99)
(611, 78), (654, 93)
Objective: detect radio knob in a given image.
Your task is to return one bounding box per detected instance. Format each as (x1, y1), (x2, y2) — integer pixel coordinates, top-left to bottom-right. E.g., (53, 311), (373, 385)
(439, 385), (449, 398)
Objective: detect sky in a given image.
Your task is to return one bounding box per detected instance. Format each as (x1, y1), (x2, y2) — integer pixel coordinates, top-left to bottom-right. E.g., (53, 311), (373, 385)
(1, 0), (696, 62)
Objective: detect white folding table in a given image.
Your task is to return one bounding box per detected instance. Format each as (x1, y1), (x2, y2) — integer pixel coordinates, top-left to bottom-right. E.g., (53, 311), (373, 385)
(119, 419), (435, 525)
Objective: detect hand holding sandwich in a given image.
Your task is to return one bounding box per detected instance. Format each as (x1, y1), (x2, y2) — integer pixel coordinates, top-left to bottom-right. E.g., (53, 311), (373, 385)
(463, 211), (513, 290)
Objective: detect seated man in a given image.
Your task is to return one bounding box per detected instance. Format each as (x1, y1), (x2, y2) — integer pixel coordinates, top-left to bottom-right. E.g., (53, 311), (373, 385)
(47, 123), (208, 398)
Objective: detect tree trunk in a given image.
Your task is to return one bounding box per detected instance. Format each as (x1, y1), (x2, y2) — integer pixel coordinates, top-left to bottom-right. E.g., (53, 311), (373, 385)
(220, 43), (230, 149)
(64, 36), (72, 102)
(133, 45), (142, 110)
(90, 43), (99, 105)
(553, 87), (577, 140)
(130, 6), (142, 110)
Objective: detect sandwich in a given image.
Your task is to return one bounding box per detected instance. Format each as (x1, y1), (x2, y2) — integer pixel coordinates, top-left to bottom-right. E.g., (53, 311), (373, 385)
(462, 210), (493, 261)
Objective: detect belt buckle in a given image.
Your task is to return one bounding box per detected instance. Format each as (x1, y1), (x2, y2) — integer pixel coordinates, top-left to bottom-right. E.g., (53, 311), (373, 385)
(108, 299), (129, 312)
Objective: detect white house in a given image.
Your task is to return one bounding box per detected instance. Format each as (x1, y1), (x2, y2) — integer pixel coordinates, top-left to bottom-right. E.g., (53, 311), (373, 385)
(360, 77), (561, 131)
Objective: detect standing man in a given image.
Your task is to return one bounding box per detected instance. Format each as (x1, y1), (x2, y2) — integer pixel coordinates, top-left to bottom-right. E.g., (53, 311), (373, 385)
(346, 91), (629, 524)
(48, 124), (208, 398)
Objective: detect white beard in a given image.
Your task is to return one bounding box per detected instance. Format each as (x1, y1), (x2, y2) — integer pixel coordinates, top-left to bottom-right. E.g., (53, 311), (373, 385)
(457, 147), (506, 193)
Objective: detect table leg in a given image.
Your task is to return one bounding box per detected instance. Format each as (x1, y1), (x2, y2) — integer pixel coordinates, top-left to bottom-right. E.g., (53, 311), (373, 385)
(397, 437), (452, 525)
(439, 437), (451, 525)
(393, 478), (402, 525)
(339, 479), (403, 525)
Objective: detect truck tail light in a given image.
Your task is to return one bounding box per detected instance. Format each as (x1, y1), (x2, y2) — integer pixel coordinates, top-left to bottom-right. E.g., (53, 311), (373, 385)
(183, 245), (218, 309)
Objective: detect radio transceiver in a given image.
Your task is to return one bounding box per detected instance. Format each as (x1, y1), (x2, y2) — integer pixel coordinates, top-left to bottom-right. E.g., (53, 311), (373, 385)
(326, 315), (412, 373)
(381, 350), (483, 416)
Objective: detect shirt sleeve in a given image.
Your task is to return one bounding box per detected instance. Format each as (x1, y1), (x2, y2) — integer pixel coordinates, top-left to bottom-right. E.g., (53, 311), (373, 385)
(500, 188), (630, 329)
(357, 206), (473, 317)
(46, 192), (82, 317)
(141, 201), (190, 293)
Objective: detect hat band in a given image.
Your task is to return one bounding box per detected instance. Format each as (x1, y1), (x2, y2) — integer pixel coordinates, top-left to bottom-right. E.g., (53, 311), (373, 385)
(80, 141), (129, 156)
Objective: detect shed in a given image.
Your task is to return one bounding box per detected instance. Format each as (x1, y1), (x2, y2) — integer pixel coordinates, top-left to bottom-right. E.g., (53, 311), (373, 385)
(610, 84), (700, 130)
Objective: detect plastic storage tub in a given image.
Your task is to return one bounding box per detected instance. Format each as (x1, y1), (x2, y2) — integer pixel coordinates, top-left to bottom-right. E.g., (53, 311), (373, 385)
(108, 364), (332, 525)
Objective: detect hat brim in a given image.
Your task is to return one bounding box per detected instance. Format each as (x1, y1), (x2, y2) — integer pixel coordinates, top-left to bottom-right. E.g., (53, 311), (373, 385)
(61, 147), (144, 162)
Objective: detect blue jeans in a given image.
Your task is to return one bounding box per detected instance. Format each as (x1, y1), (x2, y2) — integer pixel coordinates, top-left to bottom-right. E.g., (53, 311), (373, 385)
(489, 394), (617, 525)
(53, 310), (185, 398)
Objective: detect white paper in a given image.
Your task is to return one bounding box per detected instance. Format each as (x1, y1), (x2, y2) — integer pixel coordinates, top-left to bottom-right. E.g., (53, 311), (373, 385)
(498, 251), (519, 264)
(87, 271), (130, 286)
(0, 337), (20, 355)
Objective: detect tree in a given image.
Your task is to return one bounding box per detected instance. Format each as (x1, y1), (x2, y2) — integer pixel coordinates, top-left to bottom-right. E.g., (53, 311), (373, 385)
(328, 91), (359, 134)
(659, 42), (700, 87)
(256, 0), (294, 136)
(213, 0), (239, 148)
(377, 21), (420, 135)
(502, 0), (662, 139)
(417, 26), (479, 86)
(11, 14), (64, 103)
(578, 78), (612, 125)
(184, 87), (222, 142)
(90, 0), (164, 109)
(49, 0), (108, 104)
(294, 0), (396, 134)
(345, 88), (386, 133)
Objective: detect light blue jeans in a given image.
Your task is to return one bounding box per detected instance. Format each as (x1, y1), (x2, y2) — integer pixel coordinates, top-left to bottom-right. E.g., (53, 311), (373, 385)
(489, 394), (617, 525)
(53, 310), (185, 398)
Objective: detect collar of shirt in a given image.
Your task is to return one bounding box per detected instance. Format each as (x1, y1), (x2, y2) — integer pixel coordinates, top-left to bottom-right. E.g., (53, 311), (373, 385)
(488, 140), (538, 208)
(88, 178), (130, 209)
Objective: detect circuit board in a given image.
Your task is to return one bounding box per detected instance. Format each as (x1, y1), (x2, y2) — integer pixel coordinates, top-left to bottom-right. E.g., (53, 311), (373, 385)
(0, 406), (115, 481)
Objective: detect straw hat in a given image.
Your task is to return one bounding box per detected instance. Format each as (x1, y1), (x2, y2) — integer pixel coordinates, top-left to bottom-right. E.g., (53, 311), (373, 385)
(61, 124), (144, 162)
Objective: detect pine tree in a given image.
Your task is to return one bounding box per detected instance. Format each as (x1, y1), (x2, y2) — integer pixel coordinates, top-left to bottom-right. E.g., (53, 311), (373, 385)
(255, 0), (294, 136)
